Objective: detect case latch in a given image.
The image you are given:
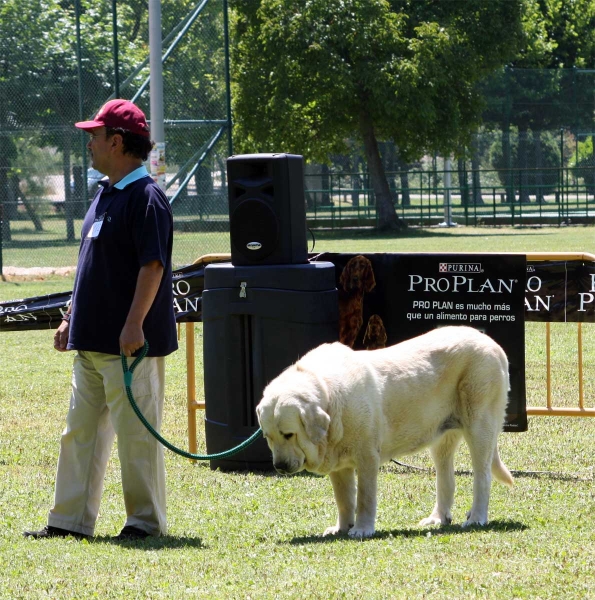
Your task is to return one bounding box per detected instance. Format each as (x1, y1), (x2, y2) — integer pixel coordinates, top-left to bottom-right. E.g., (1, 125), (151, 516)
(239, 281), (247, 298)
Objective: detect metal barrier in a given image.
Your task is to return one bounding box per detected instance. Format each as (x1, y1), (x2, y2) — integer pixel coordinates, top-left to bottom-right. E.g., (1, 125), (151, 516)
(183, 252), (595, 456)
(525, 252), (595, 417)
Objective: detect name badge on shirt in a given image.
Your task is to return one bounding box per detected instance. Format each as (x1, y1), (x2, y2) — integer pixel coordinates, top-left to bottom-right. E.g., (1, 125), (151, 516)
(87, 213), (106, 239)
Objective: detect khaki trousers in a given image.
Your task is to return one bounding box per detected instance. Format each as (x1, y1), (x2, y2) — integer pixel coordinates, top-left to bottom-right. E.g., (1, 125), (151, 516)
(48, 351), (166, 536)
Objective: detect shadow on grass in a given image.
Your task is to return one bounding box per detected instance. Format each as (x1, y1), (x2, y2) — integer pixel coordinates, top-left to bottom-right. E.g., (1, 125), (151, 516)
(93, 534), (205, 550)
(286, 520), (528, 545)
(388, 462), (593, 482)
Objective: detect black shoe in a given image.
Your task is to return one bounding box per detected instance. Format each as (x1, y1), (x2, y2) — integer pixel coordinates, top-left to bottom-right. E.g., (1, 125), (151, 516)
(114, 525), (151, 541)
(23, 525), (88, 540)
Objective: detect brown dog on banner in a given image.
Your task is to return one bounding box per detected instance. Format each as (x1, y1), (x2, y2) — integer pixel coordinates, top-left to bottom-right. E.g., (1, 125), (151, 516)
(363, 314), (387, 350)
(338, 255), (376, 348)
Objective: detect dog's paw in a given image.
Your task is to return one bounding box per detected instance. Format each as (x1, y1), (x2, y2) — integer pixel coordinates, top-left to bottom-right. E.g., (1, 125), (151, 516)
(323, 525), (348, 537)
(462, 511), (488, 527)
(419, 512), (452, 527)
(347, 526), (375, 539)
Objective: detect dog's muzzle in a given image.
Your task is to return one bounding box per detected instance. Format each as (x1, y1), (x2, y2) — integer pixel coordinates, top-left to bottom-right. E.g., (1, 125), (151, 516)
(274, 461), (300, 475)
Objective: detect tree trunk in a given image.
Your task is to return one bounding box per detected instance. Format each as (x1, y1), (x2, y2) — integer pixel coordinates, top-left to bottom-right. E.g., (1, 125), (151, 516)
(63, 130), (75, 242)
(457, 157), (469, 206)
(359, 110), (406, 231)
(320, 164), (332, 206)
(591, 136), (595, 198)
(0, 159), (10, 243)
(397, 157), (411, 207)
(534, 131), (545, 203)
(10, 175), (42, 231)
(0, 137), (11, 242)
(351, 152), (361, 208)
(518, 129), (531, 203)
(503, 127), (515, 203)
(471, 135), (483, 204)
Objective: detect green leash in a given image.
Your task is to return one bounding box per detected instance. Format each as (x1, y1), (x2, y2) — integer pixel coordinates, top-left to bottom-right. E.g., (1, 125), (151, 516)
(121, 341), (263, 461)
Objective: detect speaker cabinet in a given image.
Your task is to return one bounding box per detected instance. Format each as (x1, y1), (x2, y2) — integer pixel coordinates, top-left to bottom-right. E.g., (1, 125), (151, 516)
(228, 153), (308, 266)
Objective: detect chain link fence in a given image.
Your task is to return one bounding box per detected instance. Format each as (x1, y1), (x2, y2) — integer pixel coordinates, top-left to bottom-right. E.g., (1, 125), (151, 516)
(304, 69), (595, 229)
(0, 0), (231, 271)
(1, 3), (594, 270)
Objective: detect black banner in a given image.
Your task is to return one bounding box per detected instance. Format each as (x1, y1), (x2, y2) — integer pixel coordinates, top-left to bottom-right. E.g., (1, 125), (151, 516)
(2, 256), (595, 331)
(5, 253), (595, 434)
(0, 262), (207, 333)
(315, 253), (527, 432)
(525, 260), (595, 322)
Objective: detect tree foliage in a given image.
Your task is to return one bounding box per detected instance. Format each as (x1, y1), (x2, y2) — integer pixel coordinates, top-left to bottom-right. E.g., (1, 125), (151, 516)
(231, 0), (524, 229)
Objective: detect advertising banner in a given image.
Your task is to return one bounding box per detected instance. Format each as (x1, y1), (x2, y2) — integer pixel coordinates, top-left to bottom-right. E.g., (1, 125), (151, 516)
(315, 253), (527, 432)
(0, 262), (207, 332)
(2, 253), (593, 434)
(524, 260), (595, 322)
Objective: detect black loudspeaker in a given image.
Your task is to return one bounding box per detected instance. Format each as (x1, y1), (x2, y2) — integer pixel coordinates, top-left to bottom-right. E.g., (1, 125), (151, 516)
(228, 153), (308, 266)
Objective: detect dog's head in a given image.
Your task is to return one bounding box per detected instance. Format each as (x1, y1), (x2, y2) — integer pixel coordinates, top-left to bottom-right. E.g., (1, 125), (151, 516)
(363, 314), (387, 349)
(256, 367), (331, 475)
(339, 255), (376, 293)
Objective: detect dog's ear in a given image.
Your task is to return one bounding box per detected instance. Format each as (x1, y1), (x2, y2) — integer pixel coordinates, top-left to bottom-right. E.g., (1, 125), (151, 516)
(362, 259), (376, 293)
(255, 403), (263, 424)
(299, 403), (330, 445)
(339, 261), (352, 291)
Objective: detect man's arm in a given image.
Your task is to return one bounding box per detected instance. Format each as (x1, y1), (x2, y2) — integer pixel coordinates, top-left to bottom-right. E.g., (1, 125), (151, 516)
(53, 318), (70, 352)
(119, 259), (164, 357)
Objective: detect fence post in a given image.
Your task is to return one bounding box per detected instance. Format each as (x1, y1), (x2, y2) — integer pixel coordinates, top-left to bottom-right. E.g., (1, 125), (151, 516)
(439, 157), (456, 227)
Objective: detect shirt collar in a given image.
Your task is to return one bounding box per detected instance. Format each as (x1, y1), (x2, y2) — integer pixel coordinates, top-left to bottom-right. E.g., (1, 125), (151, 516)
(113, 165), (150, 190)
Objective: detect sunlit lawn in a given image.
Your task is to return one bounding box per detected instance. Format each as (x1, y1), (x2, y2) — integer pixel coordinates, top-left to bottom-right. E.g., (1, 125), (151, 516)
(1, 227), (595, 598)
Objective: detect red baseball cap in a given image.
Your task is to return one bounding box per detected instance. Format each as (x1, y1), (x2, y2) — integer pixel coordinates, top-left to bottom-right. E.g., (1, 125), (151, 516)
(75, 99), (150, 137)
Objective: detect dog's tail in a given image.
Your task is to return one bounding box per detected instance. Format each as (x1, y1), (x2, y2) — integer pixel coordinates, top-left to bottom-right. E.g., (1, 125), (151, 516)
(492, 446), (514, 487)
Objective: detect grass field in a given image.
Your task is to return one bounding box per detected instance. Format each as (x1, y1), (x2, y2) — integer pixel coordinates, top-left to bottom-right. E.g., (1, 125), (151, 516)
(1, 227), (595, 598)
(2, 220), (595, 269)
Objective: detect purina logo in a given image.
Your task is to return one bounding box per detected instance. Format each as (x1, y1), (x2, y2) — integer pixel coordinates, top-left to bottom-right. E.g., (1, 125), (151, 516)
(438, 263), (483, 274)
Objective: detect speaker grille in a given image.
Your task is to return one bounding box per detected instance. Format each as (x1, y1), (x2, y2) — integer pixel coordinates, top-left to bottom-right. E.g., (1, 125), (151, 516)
(230, 198), (280, 262)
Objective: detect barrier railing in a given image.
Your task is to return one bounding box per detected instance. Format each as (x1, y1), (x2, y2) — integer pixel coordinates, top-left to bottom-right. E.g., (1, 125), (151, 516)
(304, 166), (595, 228)
(184, 252), (595, 456)
(525, 252), (595, 417)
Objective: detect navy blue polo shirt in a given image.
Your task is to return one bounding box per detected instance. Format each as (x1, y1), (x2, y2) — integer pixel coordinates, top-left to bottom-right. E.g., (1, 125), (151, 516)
(67, 166), (178, 357)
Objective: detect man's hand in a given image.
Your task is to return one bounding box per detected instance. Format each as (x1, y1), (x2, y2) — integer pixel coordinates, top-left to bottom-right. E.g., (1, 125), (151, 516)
(119, 322), (145, 357)
(53, 320), (70, 352)
(119, 260), (163, 357)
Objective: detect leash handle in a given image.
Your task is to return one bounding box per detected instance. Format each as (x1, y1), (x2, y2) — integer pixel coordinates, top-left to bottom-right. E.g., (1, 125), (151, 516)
(121, 340), (263, 461)
(121, 340), (149, 387)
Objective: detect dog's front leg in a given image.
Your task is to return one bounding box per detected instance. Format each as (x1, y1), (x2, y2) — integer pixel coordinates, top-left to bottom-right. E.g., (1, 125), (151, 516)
(348, 462), (378, 539)
(323, 468), (356, 536)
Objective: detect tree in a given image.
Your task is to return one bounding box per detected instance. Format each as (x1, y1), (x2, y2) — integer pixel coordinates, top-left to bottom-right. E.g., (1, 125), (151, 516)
(0, 0), (147, 239)
(231, 0), (523, 230)
(0, 0), (230, 235)
(480, 0), (595, 203)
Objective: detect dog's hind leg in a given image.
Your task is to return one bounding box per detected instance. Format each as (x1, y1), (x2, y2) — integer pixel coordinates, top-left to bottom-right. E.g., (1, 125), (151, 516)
(324, 468), (356, 536)
(462, 418), (501, 527)
(420, 430), (463, 527)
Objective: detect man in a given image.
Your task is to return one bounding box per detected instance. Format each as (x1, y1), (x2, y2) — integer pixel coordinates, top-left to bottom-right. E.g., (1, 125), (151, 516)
(24, 99), (177, 541)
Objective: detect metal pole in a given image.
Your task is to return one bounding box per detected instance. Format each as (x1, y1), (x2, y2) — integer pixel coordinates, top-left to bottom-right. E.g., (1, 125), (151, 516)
(439, 156), (456, 227)
(112, 0), (120, 98)
(75, 0), (89, 207)
(149, 0), (166, 191)
(223, 0), (233, 156)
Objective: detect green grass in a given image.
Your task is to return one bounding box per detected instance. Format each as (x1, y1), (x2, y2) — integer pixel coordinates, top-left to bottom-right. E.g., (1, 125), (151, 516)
(3, 222), (595, 269)
(2, 219), (232, 269)
(1, 228), (595, 598)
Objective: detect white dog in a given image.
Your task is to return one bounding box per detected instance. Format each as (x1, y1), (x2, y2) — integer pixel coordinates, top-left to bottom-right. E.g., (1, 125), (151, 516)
(256, 326), (513, 538)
